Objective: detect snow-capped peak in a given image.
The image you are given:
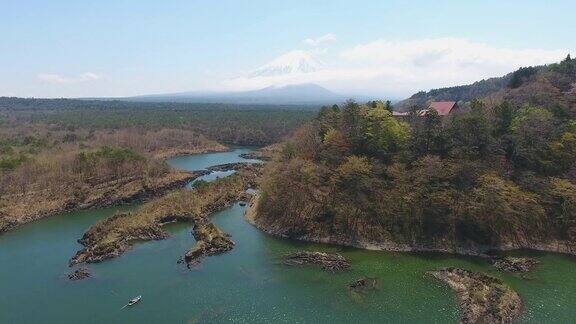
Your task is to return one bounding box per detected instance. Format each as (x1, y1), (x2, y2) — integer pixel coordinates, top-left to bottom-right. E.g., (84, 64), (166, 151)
(249, 50), (323, 77)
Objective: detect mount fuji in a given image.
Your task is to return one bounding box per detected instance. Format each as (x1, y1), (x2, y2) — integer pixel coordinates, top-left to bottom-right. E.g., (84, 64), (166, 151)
(129, 83), (348, 105)
(126, 51), (368, 105)
(249, 50), (323, 77)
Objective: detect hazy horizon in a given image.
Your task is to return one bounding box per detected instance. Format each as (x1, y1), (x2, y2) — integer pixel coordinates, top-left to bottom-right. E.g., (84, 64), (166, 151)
(2, 0), (575, 99)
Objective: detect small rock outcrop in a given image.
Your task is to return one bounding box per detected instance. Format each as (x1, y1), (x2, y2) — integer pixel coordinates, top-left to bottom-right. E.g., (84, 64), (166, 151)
(68, 268), (91, 281)
(184, 219), (235, 268)
(491, 257), (539, 273)
(430, 268), (523, 324)
(283, 251), (350, 272)
(0, 218), (16, 235)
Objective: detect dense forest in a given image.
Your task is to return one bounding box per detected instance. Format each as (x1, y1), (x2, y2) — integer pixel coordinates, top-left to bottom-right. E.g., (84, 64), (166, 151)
(0, 98), (317, 146)
(254, 56), (576, 254)
(0, 99), (314, 232)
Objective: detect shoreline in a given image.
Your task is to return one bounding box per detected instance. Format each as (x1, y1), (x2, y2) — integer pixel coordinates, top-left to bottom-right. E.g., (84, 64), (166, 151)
(0, 170), (204, 235)
(152, 144), (229, 160)
(245, 194), (576, 258)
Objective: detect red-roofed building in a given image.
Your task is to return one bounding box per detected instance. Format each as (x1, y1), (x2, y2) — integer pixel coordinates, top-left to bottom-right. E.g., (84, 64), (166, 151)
(392, 111), (409, 117)
(427, 101), (461, 116)
(391, 101), (462, 119)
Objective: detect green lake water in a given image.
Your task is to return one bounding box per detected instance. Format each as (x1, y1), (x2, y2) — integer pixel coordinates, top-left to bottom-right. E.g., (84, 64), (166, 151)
(1, 148), (575, 323)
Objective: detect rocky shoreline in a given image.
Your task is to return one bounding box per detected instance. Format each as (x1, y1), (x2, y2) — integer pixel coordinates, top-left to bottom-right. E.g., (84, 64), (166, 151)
(430, 268), (523, 323)
(0, 144), (235, 236)
(490, 256), (539, 273)
(0, 169), (208, 235)
(238, 145), (277, 161)
(246, 194), (576, 258)
(282, 251), (350, 272)
(152, 144), (228, 160)
(206, 162), (257, 172)
(239, 152), (270, 161)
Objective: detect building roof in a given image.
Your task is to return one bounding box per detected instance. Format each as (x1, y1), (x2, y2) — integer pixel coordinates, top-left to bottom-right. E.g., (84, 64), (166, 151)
(428, 101), (457, 116)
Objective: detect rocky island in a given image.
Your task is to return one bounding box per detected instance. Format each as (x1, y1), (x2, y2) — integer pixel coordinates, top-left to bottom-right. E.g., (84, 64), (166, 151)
(70, 163), (261, 266)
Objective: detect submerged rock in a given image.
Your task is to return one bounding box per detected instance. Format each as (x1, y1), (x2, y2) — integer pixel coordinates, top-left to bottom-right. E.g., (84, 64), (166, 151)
(491, 257), (539, 273)
(430, 268), (522, 324)
(283, 251), (350, 272)
(68, 268), (91, 281)
(347, 277), (379, 292)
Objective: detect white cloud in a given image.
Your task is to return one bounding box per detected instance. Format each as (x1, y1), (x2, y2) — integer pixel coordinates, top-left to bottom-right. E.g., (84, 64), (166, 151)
(303, 33), (336, 47)
(37, 72), (102, 84)
(341, 37), (567, 73)
(221, 37), (572, 96)
(338, 38), (569, 92)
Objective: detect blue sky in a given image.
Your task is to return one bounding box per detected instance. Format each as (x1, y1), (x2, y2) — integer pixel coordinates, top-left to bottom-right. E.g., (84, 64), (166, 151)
(1, 0), (575, 98)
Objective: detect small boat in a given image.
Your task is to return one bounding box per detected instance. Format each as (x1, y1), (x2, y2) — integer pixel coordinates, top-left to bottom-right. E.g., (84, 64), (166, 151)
(128, 296), (141, 306)
(121, 295), (141, 309)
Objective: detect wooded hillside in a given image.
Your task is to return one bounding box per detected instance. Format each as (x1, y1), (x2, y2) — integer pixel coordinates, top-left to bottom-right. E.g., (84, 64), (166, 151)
(395, 55), (575, 112)
(254, 56), (576, 254)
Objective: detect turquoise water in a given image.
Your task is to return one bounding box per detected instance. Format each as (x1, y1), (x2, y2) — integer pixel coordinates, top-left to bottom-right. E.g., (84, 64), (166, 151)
(167, 147), (260, 188)
(1, 148), (575, 323)
(166, 147), (260, 171)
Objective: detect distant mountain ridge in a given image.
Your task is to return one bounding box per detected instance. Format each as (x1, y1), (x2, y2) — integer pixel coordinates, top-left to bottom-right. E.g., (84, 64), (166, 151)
(395, 56), (575, 111)
(395, 74), (514, 111)
(129, 83), (354, 105)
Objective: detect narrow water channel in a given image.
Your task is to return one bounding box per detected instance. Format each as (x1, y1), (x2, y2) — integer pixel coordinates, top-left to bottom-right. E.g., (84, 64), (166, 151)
(1, 147), (575, 323)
